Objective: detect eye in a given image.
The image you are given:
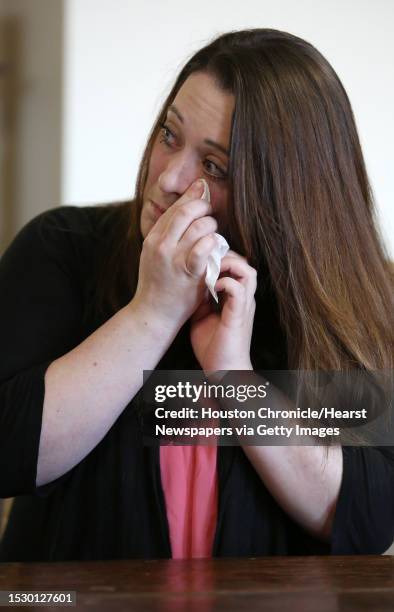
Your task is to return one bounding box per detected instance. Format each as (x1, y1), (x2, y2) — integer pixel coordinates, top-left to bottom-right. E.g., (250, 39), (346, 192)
(159, 122), (176, 147)
(203, 159), (227, 180)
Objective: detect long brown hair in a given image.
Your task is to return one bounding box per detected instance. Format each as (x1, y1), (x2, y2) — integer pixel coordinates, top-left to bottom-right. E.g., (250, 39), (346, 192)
(92, 28), (393, 378)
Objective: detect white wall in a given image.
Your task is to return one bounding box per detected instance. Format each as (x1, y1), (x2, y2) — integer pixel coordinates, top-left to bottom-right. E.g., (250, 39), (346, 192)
(62, 0), (394, 258)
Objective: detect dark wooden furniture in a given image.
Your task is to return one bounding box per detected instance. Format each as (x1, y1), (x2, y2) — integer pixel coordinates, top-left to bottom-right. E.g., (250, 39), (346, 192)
(0, 555), (393, 610)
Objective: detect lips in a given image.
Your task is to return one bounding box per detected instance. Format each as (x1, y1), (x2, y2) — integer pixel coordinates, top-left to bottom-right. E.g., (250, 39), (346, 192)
(151, 200), (167, 215)
(155, 202), (166, 212)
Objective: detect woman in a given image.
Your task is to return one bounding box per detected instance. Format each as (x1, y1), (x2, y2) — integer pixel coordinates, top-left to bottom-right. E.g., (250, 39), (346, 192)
(0, 29), (393, 561)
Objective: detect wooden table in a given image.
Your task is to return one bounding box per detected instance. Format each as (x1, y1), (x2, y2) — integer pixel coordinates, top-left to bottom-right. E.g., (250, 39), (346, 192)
(0, 556), (393, 611)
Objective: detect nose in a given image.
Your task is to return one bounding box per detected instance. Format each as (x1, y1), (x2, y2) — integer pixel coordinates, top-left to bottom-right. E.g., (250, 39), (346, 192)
(158, 151), (200, 197)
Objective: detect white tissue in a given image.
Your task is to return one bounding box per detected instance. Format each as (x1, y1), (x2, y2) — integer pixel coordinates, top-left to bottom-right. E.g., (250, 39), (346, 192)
(206, 233), (230, 302)
(200, 179), (230, 302)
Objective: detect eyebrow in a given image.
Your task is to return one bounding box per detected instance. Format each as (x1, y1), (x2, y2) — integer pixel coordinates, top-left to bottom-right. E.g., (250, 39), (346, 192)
(167, 104), (230, 157)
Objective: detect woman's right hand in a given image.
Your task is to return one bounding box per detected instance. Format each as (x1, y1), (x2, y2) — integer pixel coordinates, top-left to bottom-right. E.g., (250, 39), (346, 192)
(132, 179), (219, 331)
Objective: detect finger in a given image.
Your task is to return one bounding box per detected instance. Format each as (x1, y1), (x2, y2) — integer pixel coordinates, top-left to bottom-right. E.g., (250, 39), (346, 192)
(149, 179), (212, 240)
(219, 256), (258, 296)
(184, 233), (218, 277)
(179, 215), (218, 251)
(174, 178), (209, 208)
(163, 199), (216, 245)
(214, 277), (247, 322)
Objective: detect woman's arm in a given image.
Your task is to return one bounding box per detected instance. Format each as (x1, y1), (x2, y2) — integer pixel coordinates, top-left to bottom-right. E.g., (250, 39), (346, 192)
(242, 444), (343, 541)
(38, 181), (219, 486)
(210, 369), (343, 541)
(1, 180), (219, 494)
(190, 252), (343, 541)
(224, 369), (343, 541)
(0, 210), (179, 492)
(37, 301), (177, 487)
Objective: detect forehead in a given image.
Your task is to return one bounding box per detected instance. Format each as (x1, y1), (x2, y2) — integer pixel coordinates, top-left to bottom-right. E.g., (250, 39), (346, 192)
(171, 72), (234, 142)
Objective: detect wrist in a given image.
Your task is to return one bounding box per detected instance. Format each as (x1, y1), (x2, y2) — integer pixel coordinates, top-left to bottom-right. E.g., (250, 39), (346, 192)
(204, 361), (253, 382)
(125, 298), (181, 342)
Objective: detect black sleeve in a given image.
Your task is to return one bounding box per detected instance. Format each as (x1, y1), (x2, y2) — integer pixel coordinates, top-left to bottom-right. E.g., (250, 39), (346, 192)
(0, 207), (88, 498)
(330, 446), (394, 554)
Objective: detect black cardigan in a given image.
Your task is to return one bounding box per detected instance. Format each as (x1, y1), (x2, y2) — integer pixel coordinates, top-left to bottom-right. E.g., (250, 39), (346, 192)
(0, 204), (393, 561)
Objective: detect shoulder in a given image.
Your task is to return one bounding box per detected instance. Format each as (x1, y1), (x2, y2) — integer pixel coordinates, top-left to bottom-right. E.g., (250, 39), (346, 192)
(5, 202), (129, 262)
(29, 202), (129, 242)
(0, 202), (132, 294)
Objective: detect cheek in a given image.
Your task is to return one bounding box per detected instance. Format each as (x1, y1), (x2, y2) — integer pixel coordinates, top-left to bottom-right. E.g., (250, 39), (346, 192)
(145, 144), (167, 189)
(209, 182), (230, 223)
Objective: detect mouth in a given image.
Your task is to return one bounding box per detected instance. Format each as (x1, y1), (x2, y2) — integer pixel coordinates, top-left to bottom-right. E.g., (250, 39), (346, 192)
(150, 200), (166, 216)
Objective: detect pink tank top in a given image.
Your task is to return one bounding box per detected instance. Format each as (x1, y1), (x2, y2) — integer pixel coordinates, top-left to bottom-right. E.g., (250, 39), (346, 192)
(160, 445), (218, 559)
